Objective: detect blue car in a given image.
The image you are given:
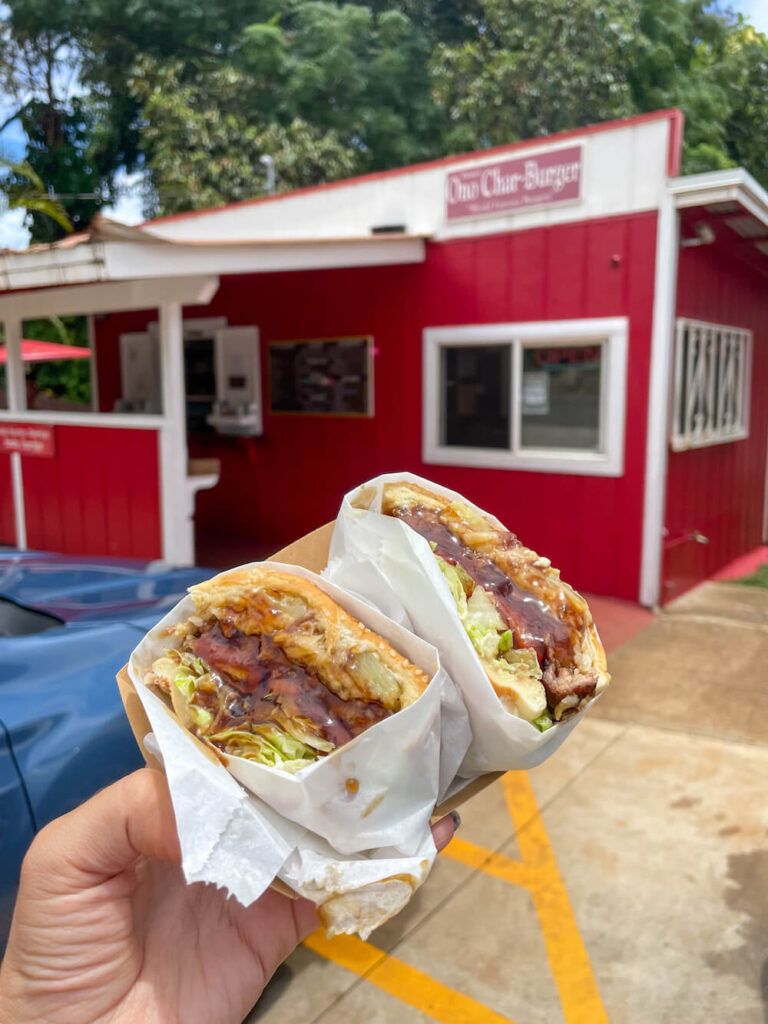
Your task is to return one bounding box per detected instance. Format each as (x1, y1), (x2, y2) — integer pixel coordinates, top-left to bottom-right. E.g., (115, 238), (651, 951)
(0, 549), (210, 948)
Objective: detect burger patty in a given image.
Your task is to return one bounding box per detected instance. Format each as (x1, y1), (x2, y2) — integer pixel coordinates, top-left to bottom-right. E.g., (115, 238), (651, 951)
(192, 623), (391, 748)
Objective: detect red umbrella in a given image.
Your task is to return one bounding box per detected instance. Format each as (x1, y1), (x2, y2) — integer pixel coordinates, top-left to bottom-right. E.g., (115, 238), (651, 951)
(0, 339), (92, 364)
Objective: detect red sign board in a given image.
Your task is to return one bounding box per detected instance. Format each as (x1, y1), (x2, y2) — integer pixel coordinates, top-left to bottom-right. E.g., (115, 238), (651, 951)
(0, 423), (56, 458)
(446, 144), (582, 220)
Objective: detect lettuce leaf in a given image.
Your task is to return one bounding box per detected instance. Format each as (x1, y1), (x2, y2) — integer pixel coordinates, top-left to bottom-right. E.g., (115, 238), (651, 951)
(435, 555), (468, 616)
(432, 551), (549, 726)
(210, 724), (319, 773)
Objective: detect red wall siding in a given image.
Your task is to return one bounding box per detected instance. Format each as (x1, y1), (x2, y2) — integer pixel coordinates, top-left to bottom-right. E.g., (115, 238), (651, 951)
(0, 452), (15, 545)
(95, 211), (659, 599)
(21, 426), (162, 559)
(663, 244), (768, 601)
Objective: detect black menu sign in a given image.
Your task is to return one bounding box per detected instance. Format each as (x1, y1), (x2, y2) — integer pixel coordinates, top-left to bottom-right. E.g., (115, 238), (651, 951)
(268, 336), (373, 416)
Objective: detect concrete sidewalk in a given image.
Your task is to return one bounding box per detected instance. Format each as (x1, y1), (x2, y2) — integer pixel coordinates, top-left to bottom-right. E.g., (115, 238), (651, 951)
(249, 582), (768, 1024)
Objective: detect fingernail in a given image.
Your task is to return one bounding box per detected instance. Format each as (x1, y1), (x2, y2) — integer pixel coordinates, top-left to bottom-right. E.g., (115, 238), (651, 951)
(449, 810), (461, 831)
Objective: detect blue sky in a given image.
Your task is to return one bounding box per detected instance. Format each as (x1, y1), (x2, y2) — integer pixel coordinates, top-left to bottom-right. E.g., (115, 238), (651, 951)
(0, 1), (766, 249)
(732, 0), (768, 32)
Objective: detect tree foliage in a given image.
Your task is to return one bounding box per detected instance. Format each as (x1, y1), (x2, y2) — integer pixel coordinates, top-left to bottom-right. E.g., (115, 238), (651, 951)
(0, 0), (766, 234)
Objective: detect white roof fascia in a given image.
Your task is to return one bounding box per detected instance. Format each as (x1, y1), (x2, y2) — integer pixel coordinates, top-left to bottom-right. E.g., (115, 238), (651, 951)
(669, 168), (768, 230)
(102, 235), (425, 280)
(0, 275), (219, 318)
(0, 234), (425, 293)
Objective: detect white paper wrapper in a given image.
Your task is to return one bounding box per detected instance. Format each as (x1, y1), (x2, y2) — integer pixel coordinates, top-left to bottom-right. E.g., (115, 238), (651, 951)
(326, 472), (602, 775)
(128, 562), (471, 938)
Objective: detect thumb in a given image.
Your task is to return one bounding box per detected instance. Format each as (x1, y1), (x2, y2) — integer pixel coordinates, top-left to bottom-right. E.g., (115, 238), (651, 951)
(23, 768), (180, 895)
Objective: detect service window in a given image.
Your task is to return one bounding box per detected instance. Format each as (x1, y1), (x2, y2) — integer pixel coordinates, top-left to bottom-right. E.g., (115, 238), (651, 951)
(671, 319), (751, 451)
(425, 318), (628, 476)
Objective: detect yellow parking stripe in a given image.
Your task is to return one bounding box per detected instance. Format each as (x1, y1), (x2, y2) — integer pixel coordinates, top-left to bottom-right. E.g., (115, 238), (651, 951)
(441, 836), (533, 887)
(502, 772), (609, 1024)
(305, 930), (516, 1024)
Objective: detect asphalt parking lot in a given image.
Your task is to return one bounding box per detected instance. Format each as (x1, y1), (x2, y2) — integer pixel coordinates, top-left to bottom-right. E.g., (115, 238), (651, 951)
(249, 580), (768, 1024)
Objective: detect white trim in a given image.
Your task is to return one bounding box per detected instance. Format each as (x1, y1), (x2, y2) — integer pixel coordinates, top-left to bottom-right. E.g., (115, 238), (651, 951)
(10, 452), (26, 550)
(0, 237), (425, 291)
(669, 167), (768, 230)
(639, 194), (680, 608)
(86, 314), (99, 412)
(0, 410), (165, 429)
(158, 301), (194, 566)
(423, 317), (628, 477)
(0, 276), (219, 319)
(4, 318), (25, 411)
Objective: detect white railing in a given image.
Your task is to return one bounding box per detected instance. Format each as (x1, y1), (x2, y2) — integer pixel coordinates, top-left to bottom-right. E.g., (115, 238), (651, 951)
(671, 318), (751, 451)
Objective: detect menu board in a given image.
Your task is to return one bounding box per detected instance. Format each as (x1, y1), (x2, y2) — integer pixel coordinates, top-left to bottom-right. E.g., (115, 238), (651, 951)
(268, 336), (373, 416)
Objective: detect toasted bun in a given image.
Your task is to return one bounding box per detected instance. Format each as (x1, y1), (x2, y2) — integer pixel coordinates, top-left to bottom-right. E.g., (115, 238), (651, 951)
(187, 567), (428, 710)
(319, 876), (417, 940)
(382, 481), (609, 698)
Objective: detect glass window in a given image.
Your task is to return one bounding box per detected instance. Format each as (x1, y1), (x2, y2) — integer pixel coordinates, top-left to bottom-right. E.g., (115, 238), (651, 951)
(520, 344), (602, 451)
(423, 318), (628, 477)
(441, 344), (511, 449)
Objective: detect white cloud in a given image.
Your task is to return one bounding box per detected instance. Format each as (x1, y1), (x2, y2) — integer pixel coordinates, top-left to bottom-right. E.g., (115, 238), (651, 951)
(0, 206), (30, 250)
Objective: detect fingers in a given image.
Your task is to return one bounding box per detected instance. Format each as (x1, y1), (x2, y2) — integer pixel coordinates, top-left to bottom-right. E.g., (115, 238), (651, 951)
(431, 810), (461, 852)
(24, 768), (180, 894)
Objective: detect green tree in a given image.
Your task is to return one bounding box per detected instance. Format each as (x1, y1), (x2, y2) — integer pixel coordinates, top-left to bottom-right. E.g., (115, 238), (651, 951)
(431, 0), (638, 152)
(131, 58), (357, 214)
(23, 316), (91, 405)
(0, 159), (73, 234)
(1, 0), (767, 230)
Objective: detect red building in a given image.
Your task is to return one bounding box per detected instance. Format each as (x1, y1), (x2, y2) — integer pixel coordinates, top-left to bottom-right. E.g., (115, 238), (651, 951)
(0, 108), (766, 605)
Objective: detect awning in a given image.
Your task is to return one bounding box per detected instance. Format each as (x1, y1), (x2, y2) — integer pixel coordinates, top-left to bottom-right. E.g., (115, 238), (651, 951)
(669, 168), (768, 270)
(0, 215), (427, 292)
(0, 339), (91, 363)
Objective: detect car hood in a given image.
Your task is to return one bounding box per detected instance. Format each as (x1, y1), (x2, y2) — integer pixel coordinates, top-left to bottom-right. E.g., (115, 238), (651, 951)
(0, 550), (210, 625)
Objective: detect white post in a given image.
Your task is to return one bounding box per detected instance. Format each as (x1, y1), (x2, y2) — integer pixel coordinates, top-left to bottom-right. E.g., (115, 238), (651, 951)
(4, 318), (25, 412)
(4, 317), (27, 549)
(158, 301), (194, 564)
(639, 193), (680, 607)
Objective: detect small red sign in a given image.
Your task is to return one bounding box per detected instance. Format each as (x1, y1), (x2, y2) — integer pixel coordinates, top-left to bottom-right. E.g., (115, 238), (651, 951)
(446, 144), (582, 220)
(0, 423), (56, 458)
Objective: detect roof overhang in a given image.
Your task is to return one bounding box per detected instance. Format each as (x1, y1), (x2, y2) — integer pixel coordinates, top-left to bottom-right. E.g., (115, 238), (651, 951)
(0, 275), (219, 319)
(669, 168), (768, 255)
(0, 216), (427, 293)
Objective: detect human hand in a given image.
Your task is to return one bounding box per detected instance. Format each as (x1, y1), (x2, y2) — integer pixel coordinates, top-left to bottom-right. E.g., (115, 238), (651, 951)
(0, 768), (459, 1024)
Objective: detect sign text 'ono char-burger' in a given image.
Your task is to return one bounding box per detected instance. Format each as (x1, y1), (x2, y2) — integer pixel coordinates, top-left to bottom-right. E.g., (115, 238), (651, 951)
(446, 145), (582, 220)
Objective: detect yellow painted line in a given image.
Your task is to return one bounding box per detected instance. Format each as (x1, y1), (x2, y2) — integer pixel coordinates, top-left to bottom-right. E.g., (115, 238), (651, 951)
(441, 836), (533, 888)
(502, 772), (609, 1024)
(305, 930), (516, 1024)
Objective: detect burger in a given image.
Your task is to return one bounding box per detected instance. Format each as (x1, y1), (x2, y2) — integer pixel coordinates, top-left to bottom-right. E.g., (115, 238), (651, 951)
(146, 566), (429, 773)
(379, 481), (609, 731)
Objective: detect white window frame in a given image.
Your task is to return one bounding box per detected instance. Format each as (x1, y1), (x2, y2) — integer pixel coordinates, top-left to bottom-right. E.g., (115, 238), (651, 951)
(671, 318), (752, 452)
(423, 317), (628, 477)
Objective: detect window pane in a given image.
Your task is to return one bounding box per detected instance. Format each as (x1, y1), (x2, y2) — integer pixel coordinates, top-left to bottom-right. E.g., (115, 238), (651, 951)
(520, 344), (602, 450)
(441, 344), (511, 449)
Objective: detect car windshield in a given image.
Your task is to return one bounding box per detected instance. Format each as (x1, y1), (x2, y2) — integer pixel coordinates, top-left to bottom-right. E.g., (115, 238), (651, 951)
(0, 597), (63, 637)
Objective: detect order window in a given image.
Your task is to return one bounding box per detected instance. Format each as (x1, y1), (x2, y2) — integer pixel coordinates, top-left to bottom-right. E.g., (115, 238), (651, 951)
(424, 318), (628, 477)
